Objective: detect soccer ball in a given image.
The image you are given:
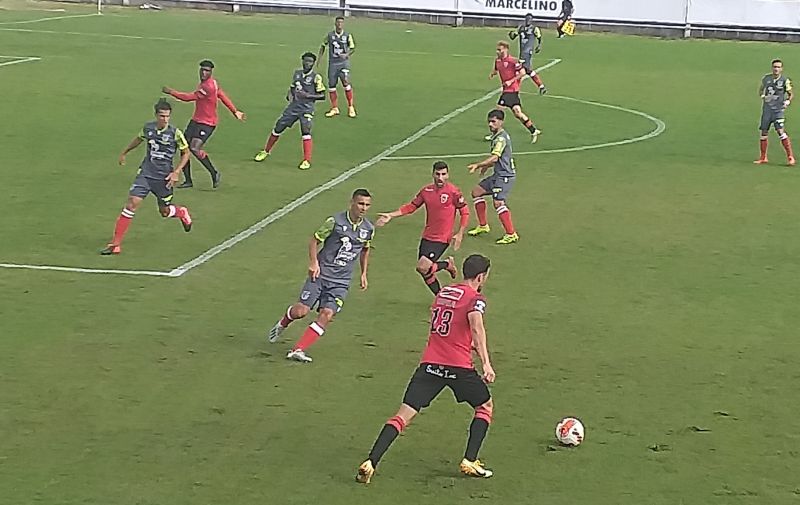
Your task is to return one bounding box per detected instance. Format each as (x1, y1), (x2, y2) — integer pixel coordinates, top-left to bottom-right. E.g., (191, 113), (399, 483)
(555, 417), (585, 446)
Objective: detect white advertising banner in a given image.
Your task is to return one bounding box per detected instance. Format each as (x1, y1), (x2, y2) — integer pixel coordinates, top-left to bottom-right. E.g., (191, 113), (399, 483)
(688, 0), (800, 29)
(244, 0), (339, 7)
(348, 0), (457, 12)
(457, 0), (688, 23)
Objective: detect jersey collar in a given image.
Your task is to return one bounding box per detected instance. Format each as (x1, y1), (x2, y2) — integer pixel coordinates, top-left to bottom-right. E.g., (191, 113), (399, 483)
(346, 210), (363, 228)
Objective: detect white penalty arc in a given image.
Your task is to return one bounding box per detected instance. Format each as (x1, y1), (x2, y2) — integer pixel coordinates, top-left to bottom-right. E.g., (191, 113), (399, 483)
(383, 95), (666, 161)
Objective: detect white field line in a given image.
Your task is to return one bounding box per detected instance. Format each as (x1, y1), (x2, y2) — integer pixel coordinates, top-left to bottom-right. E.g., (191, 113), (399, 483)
(0, 24), (492, 58)
(0, 13), (100, 25)
(384, 94), (667, 160)
(0, 56), (41, 67)
(0, 263), (173, 277)
(167, 59), (562, 277)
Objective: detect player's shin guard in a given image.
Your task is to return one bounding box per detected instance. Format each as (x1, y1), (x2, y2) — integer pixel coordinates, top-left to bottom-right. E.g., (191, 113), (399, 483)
(265, 131), (281, 152)
(293, 321), (324, 351)
(780, 132), (795, 160)
(522, 118), (538, 134)
(422, 267), (441, 295)
(497, 205), (515, 234)
(112, 208), (135, 245)
(368, 415), (406, 467)
(474, 198), (489, 226)
(329, 89), (338, 108)
(464, 406), (492, 461)
(302, 135), (313, 162)
(759, 136), (769, 160)
(344, 84), (354, 107)
(279, 306), (295, 328)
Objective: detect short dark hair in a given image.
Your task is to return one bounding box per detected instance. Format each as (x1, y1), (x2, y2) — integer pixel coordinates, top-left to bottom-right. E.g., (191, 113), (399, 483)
(525, 13), (534, 19)
(199, 59), (215, 69)
(302, 52), (317, 61)
(463, 254), (490, 279)
(352, 188), (371, 199)
(488, 109), (505, 121)
(773, 59), (783, 66)
(335, 15), (344, 21)
(432, 161), (449, 172)
(154, 98), (172, 113)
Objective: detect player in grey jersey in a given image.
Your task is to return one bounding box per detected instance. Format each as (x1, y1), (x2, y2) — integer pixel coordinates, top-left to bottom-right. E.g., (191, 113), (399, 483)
(509, 13), (547, 94)
(254, 52), (326, 170)
(467, 110), (519, 245)
(755, 59), (795, 166)
(319, 16), (357, 118)
(267, 189), (375, 363)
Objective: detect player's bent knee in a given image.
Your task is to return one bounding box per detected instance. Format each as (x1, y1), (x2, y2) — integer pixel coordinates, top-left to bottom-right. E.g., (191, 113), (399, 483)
(475, 399), (493, 423)
(318, 308), (336, 323)
(293, 304), (311, 318)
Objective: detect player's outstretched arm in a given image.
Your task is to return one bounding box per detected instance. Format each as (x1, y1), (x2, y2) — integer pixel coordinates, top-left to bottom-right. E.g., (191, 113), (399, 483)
(377, 202), (420, 226)
(162, 86), (198, 102)
(359, 246), (370, 290)
(468, 154), (499, 175)
(218, 89), (246, 121)
(468, 311), (495, 383)
(118, 136), (143, 165)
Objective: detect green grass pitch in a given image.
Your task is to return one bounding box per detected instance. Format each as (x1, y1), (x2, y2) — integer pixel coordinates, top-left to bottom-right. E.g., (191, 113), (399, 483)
(2, 2), (800, 503)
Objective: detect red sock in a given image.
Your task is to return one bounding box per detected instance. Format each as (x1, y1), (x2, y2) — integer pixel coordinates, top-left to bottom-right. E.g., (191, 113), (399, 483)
(760, 137), (768, 159)
(279, 306), (295, 328)
(265, 132), (280, 152)
(345, 85), (354, 107)
(497, 205), (515, 234)
(531, 74), (544, 87)
(329, 89), (338, 108)
(781, 135), (794, 159)
(302, 135), (313, 162)
(293, 322), (324, 351)
(112, 208), (134, 245)
(475, 199), (488, 226)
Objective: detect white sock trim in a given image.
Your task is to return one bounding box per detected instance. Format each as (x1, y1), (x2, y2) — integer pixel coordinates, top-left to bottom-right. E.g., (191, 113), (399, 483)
(496, 205), (509, 214)
(344, 84), (352, 91)
(121, 209), (135, 218)
(309, 322), (325, 335)
(166, 205), (176, 218)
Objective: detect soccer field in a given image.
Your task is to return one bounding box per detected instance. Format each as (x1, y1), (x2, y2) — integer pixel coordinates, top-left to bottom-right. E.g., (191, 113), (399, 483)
(2, 2), (800, 503)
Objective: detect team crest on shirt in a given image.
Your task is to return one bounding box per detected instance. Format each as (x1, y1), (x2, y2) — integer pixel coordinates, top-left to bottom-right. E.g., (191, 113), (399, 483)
(161, 134), (171, 143)
(358, 228), (370, 240)
(440, 194), (449, 204)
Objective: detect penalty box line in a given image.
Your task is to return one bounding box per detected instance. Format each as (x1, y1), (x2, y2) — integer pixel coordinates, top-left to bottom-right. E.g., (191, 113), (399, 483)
(0, 59), (562, 278)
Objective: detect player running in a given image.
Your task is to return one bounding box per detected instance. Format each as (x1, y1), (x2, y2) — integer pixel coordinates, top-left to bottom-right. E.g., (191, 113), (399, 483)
(319, 16), (357, 118)
(163, 60), (246, 189)
(254, 52), (326, 170)
(487, 41), (540, 144)
(266, 189), (375, 363)
(100, 99), (193, 255)
(356, 254), (496, 484)
(755, 59), (795, 166)
(376, 161), (468, 295)
(509, 13), (547, 94)
(468, 110), (519, 245)
(556, 0), (574, 38)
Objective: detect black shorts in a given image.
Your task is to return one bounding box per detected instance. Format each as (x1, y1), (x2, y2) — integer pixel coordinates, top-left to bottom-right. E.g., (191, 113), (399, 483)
(498, 92), (521, 109)
(402, 363), (491, 411)
(184, 120), (216, 144)
(418, 239), (449, 261)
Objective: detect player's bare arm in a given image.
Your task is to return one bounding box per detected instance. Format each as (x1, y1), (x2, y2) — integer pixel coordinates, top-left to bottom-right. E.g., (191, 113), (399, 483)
(786, 85), (794, 109)
(359, 246), (370, 290)
(317, 44), (326, 67)
(468, 154), (500, 175)
(166, 147), (190, 189)
(118, 136), (143, 166)
(308, 235), (322, 280)
(468, 311), (495, 383)
(452, 206), (469, 250)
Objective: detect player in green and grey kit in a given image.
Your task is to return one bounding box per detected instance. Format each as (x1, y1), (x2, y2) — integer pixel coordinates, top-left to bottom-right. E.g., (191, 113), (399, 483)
(755, 59), (795, 166)
(267, 189), (375, 363)
(320, 16), (357, 118)
(509, 13), (547, 94)
(254, 52), (326, 170)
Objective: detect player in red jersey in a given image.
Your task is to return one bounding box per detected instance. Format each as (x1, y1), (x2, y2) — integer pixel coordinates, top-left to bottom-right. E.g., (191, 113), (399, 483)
(487, 41), (540, 143)
(162, 60), (246, 189)
(376, 161), (469, 294)
(355, 254), (496, 484)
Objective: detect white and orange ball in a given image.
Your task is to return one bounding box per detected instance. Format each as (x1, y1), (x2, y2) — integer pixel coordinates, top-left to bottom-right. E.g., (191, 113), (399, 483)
(555, 417), (585, 446)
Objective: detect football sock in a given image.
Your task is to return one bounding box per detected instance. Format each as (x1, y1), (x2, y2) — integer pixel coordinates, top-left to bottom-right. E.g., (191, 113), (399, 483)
(475, 199), (488, 226)
(523, 118), (537, 134)
(329, 89), (338, 108)
(345, 84), (354, 107)
(464, 416), (491, 461)
(780, 133), (794, 159)
(302, 135), (313, 162)
(182, 160), (193, 184)
(368, 415), (406, 467)
(279, 306), (295, 328)
(293, 322), (324, 351)
(435, 260), (448, 271)
(194, 149), (218, 178)
(531, 73), (544, 87)
(497, 205), (516, 234)
(112, 208), (134, 245)
(759, 136), (768, 159)
(265, 131), (280, 152)
(422, 272), (441, 294)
